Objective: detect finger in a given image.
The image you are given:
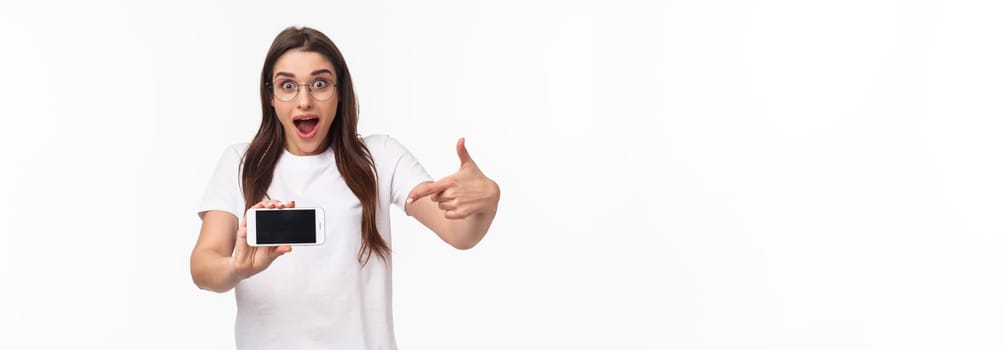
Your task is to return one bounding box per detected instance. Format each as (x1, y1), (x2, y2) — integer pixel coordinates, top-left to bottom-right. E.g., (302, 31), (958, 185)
(430, 190), (455, 203)
(269, 245), (292, 260)
(432, 184), (460, 203)
(407, 181), (451, 204)
(287, 200), (296, 208)
(456, 137), (475, 168)
(437, 199), (458, 211)
(234, 227), (250, 261)
(444, 209), (467, 220)
(271, 200), (294, 209)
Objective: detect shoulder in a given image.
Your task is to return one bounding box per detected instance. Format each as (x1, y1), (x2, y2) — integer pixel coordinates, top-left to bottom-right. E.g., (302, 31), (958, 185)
(362, 134), (395, 149)
(220, 142), (251, 161)
(208, 143), (252, 172)
(362, 134), (409, 159)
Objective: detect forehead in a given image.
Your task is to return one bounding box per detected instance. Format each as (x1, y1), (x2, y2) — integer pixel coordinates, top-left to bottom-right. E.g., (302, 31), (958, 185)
(272, 50), (335, 77)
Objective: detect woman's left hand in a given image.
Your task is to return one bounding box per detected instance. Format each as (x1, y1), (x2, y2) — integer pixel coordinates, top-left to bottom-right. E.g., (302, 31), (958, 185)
(408, 138), (500, 220)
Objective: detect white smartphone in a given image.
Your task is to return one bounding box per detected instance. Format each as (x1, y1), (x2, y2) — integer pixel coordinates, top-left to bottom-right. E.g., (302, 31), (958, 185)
(246, 207), (326, 246)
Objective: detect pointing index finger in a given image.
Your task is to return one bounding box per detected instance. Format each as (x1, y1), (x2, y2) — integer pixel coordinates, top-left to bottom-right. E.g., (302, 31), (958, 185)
(406, 180), (451, 204)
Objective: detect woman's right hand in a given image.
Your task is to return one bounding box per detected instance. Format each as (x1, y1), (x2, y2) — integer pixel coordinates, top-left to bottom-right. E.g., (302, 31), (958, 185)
(232, 199), (295, 281)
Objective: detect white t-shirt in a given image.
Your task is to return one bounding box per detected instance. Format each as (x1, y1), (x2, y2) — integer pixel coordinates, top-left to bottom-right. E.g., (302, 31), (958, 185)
(197, 134), (431, 350)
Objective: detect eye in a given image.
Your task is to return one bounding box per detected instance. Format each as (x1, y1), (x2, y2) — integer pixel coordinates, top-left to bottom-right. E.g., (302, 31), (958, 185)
(311, 79), (330, 89)
(279, 80), (297, 91)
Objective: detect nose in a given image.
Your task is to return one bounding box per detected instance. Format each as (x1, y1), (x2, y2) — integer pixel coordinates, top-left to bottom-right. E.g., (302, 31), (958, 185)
(296, 85), (312, 109)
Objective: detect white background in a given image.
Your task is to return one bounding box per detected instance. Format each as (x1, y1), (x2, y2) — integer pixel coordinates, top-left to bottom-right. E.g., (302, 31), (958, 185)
(1, 0), (1003, 349)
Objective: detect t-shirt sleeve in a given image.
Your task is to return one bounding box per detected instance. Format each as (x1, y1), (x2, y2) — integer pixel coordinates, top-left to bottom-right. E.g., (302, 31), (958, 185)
(197, 145), (246, 221)
(381, 136), (433, 213)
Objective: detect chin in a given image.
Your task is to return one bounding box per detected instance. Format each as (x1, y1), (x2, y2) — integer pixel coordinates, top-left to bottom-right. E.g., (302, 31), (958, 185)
(300, 142), (324, 154)
(284, 139), (320, 156)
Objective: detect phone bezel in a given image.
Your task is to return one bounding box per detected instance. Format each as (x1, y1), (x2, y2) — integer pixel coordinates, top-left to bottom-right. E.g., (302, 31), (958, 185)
(245, 207), (325, 247)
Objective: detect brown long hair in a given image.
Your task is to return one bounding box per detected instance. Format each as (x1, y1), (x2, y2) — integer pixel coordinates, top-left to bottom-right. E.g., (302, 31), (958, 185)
(241, 26), (388, 265)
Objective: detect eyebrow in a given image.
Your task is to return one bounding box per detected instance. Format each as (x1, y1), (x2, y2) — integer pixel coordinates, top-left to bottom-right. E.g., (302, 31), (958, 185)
(274, 69), (335, 79)
(311, 69), (334, 76)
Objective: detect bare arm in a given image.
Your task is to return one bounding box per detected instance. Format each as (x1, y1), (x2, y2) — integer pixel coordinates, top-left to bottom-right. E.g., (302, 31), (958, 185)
(405, 138), (500, 249)
(190, 211), (241, 292)
(190, 201), (293, 293)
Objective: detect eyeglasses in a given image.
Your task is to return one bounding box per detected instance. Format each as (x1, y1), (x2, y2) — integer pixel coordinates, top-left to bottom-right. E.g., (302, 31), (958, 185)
(268, 78), (337, 102)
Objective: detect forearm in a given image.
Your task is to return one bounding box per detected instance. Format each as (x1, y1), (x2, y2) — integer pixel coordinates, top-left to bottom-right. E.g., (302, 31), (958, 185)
(444, 208), (497, 250)
(191, 252), (240, 293)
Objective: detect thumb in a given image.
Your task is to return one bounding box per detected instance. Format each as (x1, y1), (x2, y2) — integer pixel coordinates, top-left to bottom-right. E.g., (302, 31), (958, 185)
(407, 180), (450, 204)
(456, 137), (475, 167)
(236, 223), (250, 249)
(269, 245), (292, 260)
(234, 228), (249, 256)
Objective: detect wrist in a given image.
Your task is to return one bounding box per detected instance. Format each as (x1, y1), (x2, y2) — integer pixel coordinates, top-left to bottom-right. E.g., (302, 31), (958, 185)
(229, 256), (246, 283)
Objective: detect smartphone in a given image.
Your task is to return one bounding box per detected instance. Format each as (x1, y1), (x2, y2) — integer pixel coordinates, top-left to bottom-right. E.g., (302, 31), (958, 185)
(246, 207), (326, 246)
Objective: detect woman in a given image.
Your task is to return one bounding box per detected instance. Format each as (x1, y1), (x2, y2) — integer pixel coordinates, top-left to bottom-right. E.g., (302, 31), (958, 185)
(190, 26), (500, 349)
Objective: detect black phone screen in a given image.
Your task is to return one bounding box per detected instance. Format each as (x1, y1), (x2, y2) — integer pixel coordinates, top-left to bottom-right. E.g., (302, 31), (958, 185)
(255, 209), (317, 244)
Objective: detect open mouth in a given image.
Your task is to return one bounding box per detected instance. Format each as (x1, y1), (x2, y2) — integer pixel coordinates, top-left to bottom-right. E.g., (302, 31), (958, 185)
(293, 115), (320, 138)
